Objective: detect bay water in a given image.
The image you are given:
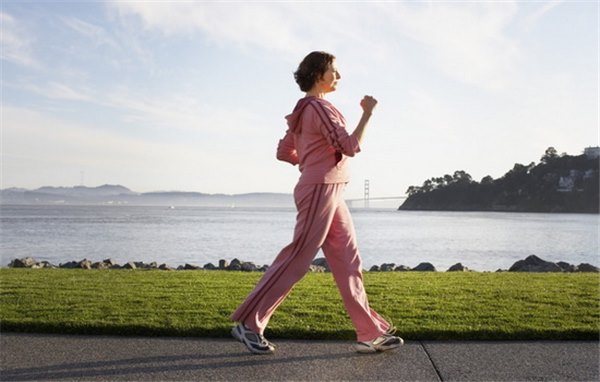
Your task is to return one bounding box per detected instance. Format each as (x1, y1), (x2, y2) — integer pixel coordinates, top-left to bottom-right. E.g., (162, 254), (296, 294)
(1, 205), (597, 271)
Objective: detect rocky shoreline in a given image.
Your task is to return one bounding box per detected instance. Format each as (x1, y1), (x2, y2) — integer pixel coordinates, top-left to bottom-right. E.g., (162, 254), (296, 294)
(6, 255), (599, 273)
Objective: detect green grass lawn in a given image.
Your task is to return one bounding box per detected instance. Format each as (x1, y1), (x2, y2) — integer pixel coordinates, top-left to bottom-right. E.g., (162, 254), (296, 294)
(1, 269), (598, 340)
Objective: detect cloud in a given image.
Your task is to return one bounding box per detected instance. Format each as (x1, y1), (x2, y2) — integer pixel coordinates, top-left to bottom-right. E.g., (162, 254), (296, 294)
(108, 1), (525, 90)
(383, 2), (521, 90)
(109, 2), (302, 55)
(0, 12), (40, 68)
(61, 16), (120, 49)
(1, 105), (219, 191)
(23, 81), (93, 101)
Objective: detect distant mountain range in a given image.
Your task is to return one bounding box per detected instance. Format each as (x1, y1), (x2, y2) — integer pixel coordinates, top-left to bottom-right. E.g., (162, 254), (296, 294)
(0, 185), (294, 207)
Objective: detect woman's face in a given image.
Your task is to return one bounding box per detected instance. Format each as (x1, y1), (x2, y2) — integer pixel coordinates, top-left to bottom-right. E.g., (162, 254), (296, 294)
(318, 61), (341, 93)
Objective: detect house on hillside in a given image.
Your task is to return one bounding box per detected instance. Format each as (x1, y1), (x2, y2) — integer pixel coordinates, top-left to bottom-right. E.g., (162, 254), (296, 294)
(584, 146), (600, 159)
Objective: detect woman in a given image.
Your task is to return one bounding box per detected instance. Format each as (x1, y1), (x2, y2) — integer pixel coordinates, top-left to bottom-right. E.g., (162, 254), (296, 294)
(230, 51), (403, 354)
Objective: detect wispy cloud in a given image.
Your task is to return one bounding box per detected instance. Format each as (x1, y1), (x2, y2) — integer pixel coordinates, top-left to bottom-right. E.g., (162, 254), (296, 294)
(383, 2), (521, 90)
(108, 1), (524, 90)
(23, 81), (93, 101)
(0, 12), (40, 69)
(61, 16), (120, 49)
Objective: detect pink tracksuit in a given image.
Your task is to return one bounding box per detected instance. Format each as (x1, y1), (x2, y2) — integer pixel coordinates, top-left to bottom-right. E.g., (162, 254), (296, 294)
(230, 96), (391, 342)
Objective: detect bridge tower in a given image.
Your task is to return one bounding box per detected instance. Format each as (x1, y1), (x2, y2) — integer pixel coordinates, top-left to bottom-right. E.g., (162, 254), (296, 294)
(364, 179), (370, 208)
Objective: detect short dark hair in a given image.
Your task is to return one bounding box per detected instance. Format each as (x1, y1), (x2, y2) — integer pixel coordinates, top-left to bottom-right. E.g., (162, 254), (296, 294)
(293, 51), (336, 92)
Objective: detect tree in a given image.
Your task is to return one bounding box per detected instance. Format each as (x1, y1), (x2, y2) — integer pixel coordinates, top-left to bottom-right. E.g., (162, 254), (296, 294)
(541, 147), (559, 164)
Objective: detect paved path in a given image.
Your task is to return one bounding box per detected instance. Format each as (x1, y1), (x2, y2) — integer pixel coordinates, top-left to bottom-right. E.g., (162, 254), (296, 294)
(1, 333), (598, 381)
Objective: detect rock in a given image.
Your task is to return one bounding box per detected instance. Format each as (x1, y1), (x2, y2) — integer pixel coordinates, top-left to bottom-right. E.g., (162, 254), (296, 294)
(380, 263), (396, 272)
(577, 263), (599, 272)
(508, 255), (562, 272)
(102, 258), (116, 267)
(183, 263), (200, 270)
(9, 257), (36, 268)
(60, 261), (79, 269)
(311, 258), (330, 272)
(79, 259), (92, 270)
(38, 261), (57, 269)
(219, 259), (229, 269)
(557, 261), (577, 272)
(92, 261), (110, 270)
(258, 265), (269, 272)
(159, 263), (173, 271)
(122, 262), (137, 270)
(394, 265), (411, 272)
(369, 265), (380, 272)
(447, 263), (469, 272)
(204, 263), (217, 270)
(241, 262), (257, 272)
(228, 259), (242, 271)
(309, 265), (326, 272)
(412, 262), (436, 272)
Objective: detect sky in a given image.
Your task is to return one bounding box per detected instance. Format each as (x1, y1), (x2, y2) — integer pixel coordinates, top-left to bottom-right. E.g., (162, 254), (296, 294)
(1, 0), (598, 200)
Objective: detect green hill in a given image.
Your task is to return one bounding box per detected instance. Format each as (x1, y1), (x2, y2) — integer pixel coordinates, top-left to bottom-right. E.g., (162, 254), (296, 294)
(399, 147), (599, 213)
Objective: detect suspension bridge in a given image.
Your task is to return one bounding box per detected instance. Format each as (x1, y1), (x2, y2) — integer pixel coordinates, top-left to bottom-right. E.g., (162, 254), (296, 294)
(345, 180), (407, 208)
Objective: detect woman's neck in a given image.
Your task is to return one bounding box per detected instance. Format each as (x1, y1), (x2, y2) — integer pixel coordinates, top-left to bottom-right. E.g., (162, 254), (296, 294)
(305, 89), (326, 99)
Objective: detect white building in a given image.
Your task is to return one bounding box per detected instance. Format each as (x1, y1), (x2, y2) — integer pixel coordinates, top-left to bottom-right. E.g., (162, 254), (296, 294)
(583, 146), (600, 159)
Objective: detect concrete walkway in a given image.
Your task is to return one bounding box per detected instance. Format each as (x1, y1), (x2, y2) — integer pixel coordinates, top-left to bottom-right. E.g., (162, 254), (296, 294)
(1, 333), (598, 381)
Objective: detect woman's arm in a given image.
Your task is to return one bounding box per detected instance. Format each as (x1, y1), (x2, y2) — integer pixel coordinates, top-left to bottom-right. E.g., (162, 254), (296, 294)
(276, 130), (299, 165)
(351, 96), (377, 145)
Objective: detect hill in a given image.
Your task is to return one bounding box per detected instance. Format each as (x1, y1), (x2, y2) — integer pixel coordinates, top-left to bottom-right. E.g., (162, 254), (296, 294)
(399, 147), (599, 213)
(0, 185), (293, 207)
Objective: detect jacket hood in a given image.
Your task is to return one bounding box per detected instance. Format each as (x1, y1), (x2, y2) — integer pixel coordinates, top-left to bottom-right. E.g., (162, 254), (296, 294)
(285, 97), (316, 133)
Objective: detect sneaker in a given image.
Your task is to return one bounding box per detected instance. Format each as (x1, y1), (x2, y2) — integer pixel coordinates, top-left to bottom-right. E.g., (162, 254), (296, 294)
(231, 323), (275, 355)
(353, 334), (404, 353)
(385, 324), (397, 336)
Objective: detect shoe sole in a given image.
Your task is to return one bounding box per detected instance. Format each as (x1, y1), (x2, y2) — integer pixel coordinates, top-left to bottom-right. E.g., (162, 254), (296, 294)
(354, 337), (404, 353)
(231, 326), (274, 355)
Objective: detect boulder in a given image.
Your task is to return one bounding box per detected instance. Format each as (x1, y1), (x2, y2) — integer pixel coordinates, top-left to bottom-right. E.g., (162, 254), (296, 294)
(412, 262), (436, 272)
(369, 265), (380, 272)
(577, 263), (599, 272)
(60, 261), (79, 269)
(508, 255), (562, 272)
(204, 263), (217, 270)
(228, 259), (242, 271)
(9, 257), (36, 268)
(122, 262), (137, 270)
(102, 258), (116, 267)
(309, 265), (326, 272)
(312, 258), (330, 272)
(258, 265), (269, 272)
(557, 261), (577, 272)
(380, 263), (396, 272)
(218, 259), (229, 269)
(183, 263), (200, 270)
(394, 265), (411, 272)
(241, 262), (257, 272)
(38, 261), (57, 269)
(92, 261), (110, 270)
(447, 263), (469, 272)
(159, 263), (173, 271)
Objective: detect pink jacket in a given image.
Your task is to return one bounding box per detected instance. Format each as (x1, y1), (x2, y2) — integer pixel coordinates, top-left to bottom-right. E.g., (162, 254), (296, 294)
(277, 96), (361, 185)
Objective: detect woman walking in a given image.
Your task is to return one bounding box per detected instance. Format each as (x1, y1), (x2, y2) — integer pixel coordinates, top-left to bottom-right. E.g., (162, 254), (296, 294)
(230, 51), (403, 354)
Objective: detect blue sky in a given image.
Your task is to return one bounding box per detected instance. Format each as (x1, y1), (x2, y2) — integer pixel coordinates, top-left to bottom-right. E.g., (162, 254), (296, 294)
(2, 0), (598, 200)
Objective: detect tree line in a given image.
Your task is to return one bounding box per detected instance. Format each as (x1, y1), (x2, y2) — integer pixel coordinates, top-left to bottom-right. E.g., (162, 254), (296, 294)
(399, 147), (599, 213)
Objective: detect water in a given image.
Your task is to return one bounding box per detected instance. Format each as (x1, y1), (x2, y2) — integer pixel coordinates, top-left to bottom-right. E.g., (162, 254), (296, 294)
(1, 205), (598, 271)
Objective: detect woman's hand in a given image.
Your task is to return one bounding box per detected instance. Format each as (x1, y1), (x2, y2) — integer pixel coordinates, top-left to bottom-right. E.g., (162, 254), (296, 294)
(360, 95), (378, 114)
(353, 95), (378, 144)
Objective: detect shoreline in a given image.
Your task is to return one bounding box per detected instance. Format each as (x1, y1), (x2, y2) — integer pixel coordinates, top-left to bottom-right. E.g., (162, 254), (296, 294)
(6, 255), (599, 273)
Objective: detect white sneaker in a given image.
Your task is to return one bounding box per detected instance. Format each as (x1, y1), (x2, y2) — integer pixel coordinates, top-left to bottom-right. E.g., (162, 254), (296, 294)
(353, 334), (404, 353)
(231, 323), (275, 355)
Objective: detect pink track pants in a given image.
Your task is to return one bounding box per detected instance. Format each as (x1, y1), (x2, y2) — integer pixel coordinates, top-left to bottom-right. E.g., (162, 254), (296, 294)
(230, 182), (391, 342)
